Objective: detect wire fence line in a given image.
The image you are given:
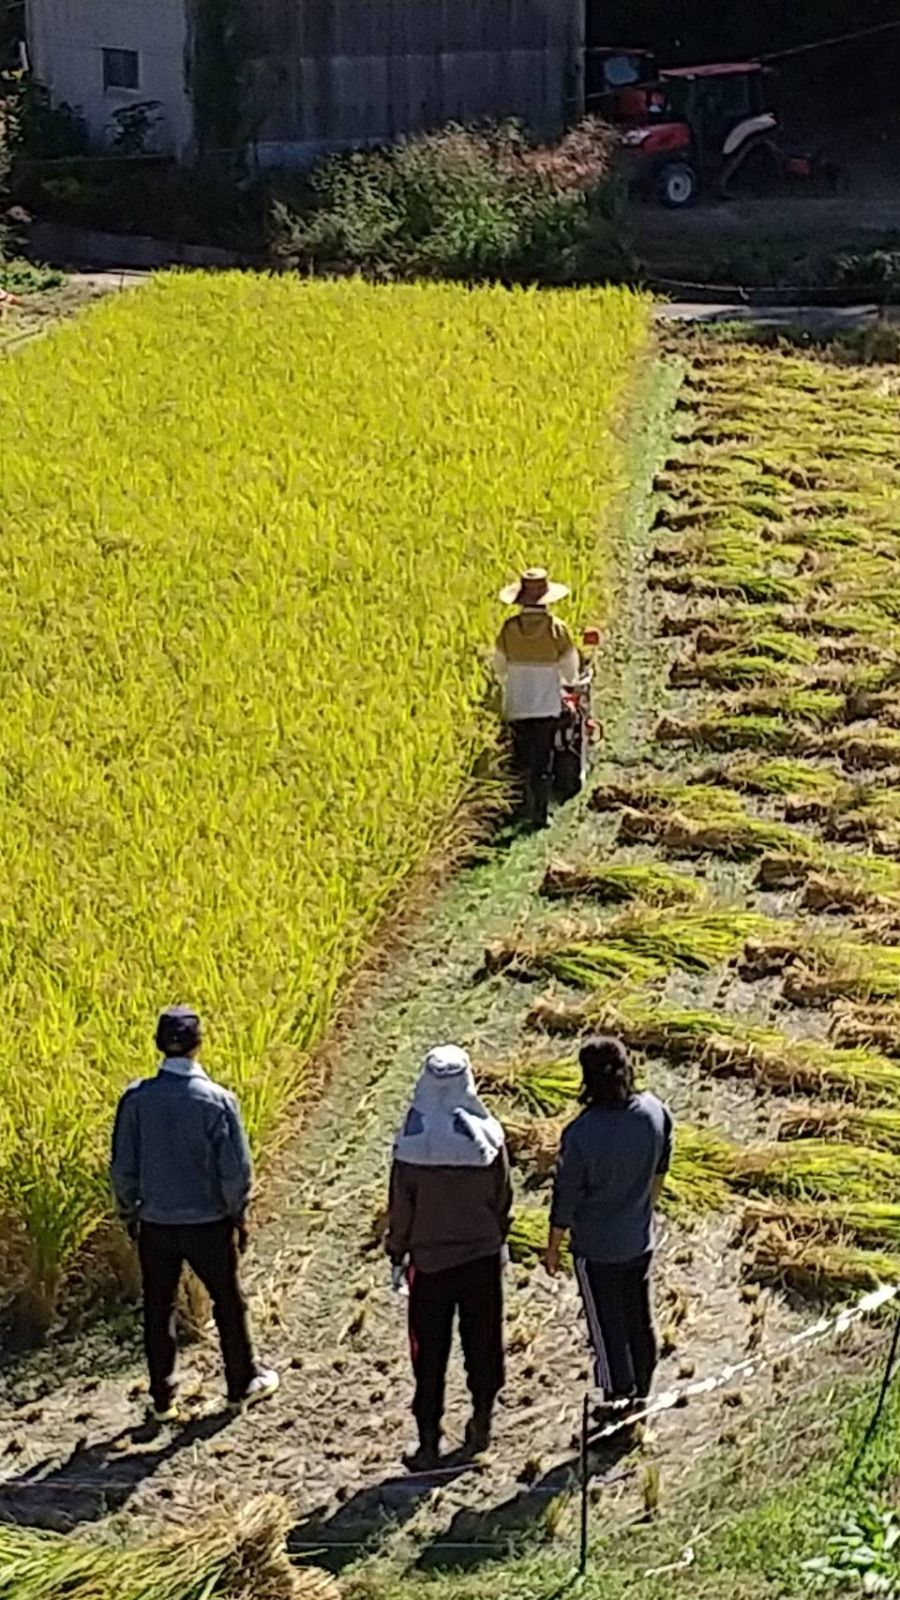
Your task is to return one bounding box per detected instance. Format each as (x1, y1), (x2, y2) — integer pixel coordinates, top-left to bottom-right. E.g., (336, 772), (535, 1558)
(0, 1287), (895, 1593)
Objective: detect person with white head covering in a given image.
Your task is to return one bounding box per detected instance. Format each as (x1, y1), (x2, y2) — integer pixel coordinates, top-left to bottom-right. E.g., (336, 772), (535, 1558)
(387, 1045), (512, 1471)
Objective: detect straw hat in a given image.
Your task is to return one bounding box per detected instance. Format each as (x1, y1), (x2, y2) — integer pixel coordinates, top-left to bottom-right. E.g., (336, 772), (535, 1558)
(499, 566), (570, 607)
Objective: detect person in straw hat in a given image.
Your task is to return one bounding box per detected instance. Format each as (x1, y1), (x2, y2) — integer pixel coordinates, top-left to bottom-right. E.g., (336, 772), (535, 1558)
(494, 567), (579, 829)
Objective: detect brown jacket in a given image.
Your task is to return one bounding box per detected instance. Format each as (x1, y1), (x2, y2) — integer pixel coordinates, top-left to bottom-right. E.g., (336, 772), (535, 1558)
(387, 1148), (513, 1274)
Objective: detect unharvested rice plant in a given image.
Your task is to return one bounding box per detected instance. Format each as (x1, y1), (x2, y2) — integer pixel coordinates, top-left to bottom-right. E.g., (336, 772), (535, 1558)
(0, 273), (649, 1315)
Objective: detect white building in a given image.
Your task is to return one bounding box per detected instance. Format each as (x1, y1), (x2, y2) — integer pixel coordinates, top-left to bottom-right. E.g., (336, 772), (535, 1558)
(25, 0), (193, 157)
(25, 0), (583, 167)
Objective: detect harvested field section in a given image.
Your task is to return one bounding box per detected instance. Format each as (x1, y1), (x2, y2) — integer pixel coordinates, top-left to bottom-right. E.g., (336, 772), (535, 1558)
(483, 331), (900, 1305)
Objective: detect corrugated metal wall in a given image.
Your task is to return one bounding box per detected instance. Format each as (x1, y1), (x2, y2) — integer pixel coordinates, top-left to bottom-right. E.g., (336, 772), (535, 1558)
(243, 0), (584, 161)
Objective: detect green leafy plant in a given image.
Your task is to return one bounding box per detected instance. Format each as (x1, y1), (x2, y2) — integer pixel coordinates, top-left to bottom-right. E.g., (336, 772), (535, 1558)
(803, 1502), (900, 1594)
(107, 100), (163, 156)
(270, 119), (631, 284)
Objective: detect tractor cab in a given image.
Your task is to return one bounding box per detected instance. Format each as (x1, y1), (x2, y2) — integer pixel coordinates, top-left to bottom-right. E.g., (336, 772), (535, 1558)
(613, 60), (783, 207)
(585, 47), (658, 118)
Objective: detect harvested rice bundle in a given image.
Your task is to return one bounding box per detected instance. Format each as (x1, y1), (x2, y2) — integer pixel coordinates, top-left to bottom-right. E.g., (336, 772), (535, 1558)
(835, 729), (900, 770)
(777, 1102), (900, 1154)
(688, 625), (819, 666)
(508, 1207), (569, 1268)
(0, 1496), (338, 1600)
(508, 1114), (734, 1215)
(744, 1222), (900, 1299)
(648, 565), (806, 605)
(844, 689), (900, 727)
(652, 531), (763, 568)
(664, 1124), (736, 1217)
(656, 713), (817, 754)
(481, 1057), (580, 1116)
(742, 1198), (900, 1251)
(505, 1113), (567, 1178)
(802, 867), (900, 915)
(831, 1003), (900, 1056)
(730, 688), (846, 729)
(734, 1139), (900, 1204)
(485, 910), (775, 988)
(590, 776), (745, 817)
(527, 994), (900, 1102)
(622, 807), (815, 863)
(541, 860), (703, 908)
(781, 943), (900, 1008)
(740, 924), (900, 1005)
(669, 650), (802, 690)
(757, 849), (900, 912)
(716, 756), (844, 799)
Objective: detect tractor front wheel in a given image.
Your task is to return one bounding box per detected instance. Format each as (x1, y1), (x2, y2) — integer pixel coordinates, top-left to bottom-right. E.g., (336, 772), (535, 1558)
(658, 161), (698, 208)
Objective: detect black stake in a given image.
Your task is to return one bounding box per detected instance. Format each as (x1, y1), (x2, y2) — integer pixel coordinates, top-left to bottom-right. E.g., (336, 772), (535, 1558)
(579, 1391), (590, 1576)
(849, 1310), (900, 1482)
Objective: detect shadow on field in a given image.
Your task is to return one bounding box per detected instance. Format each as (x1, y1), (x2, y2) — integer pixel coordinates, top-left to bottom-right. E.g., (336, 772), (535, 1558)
(0, 1411), (234, 1530)
(288, 1460), (474, 1574)
(414, 1435), (637, 1573)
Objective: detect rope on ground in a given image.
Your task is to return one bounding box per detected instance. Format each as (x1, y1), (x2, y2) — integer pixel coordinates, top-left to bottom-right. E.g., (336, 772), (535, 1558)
(584, 1284), (898, 1446)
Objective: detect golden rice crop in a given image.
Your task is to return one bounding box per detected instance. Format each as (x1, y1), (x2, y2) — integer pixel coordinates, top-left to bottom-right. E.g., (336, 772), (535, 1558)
(0, 273), (649, 1311)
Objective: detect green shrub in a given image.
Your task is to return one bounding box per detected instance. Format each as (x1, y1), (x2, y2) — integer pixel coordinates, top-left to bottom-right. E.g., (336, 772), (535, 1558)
(6, 73), (87, 160)
(270, 119), (632, 284)
(0, 257), (64, 291)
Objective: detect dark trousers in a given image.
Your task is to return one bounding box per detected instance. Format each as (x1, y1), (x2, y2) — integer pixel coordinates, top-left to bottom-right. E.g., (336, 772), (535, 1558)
(576, 1252), (657, 1401)
(408, 1253), (505, 1438)
(138, 1219), (256, 1407)
(510, 717), (557, 827)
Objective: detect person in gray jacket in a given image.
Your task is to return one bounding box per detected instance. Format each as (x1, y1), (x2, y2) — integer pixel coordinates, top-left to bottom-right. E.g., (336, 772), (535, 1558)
(545, 1035), (672, 1418)
(110, 1006), (278, 1422)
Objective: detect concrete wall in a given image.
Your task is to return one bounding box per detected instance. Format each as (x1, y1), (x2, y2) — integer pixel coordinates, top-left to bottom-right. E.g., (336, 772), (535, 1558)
(26, 0), (584, 169)
(245, 0), (584, 167)
(26, 0), (193, 156)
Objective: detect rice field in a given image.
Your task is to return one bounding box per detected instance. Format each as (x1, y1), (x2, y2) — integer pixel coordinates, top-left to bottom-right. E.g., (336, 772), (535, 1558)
(0, 273), (649, 1314)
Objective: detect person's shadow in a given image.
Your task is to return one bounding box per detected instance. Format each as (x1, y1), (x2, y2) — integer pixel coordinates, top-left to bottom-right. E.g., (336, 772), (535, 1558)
(414, 1433), (638, 1573)
(289, 1457), (474, 1574)
(0, 1411), (234, 1530)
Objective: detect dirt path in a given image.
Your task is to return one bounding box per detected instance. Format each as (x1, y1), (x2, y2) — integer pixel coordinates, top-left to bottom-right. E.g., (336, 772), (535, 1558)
(0, 346), (886, 1584)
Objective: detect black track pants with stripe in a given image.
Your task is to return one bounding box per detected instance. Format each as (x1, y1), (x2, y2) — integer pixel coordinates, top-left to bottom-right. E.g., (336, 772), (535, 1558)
(575, 1252), (657, 1401)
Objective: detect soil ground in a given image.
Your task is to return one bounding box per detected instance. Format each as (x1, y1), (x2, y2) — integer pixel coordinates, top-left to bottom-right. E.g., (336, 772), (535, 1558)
(0, 348), (886, 1592)
(629, 107), (900, 290)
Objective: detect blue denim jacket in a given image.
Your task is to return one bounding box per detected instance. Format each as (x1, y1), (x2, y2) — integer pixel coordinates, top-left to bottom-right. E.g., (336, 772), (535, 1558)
(110, 1060), (253, 1226)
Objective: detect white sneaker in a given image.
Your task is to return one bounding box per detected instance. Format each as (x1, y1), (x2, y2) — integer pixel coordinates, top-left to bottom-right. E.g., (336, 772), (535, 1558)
(229, 1368), (280, 1411)
(148, 1401), (180, 1424)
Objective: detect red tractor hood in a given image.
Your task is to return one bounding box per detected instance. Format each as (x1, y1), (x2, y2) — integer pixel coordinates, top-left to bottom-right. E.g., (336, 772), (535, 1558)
(619, 121), (691, 153)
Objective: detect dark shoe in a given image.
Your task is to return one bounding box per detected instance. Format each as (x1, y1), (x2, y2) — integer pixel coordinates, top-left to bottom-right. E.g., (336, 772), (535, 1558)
(593, 1393), (635, 1427)
(403, 1429), (441, 1473)
(463, 1407), (493, 1456)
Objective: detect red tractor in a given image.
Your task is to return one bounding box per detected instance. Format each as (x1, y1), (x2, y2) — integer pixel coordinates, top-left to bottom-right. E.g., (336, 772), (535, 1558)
(588, 49), (817, 208)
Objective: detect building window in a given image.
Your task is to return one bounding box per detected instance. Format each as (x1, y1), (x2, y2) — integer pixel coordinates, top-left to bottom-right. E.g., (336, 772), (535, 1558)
(103, 48), (140, 91)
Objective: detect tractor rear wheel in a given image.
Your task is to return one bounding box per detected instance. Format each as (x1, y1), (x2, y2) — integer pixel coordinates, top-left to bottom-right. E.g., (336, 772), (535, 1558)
(658, 162), (697, 208)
